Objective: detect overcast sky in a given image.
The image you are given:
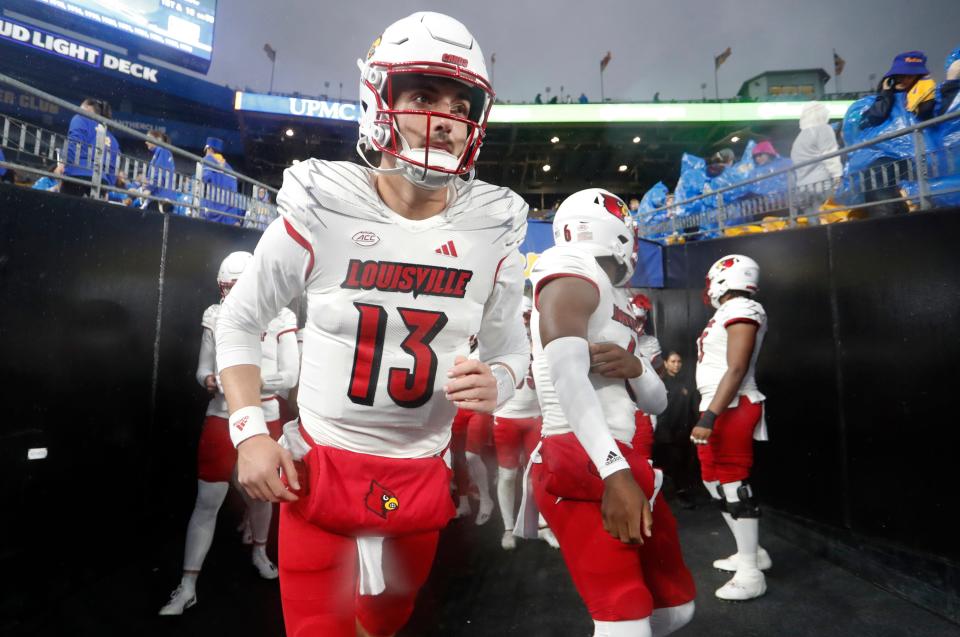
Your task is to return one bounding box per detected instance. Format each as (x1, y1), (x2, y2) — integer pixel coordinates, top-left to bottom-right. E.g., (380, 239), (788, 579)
(206, 0), (960, 102)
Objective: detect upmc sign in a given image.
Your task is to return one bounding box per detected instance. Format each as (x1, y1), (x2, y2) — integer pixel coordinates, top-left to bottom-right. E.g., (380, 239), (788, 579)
(0, 17), (159, 83)
(234, 92), (362, 123)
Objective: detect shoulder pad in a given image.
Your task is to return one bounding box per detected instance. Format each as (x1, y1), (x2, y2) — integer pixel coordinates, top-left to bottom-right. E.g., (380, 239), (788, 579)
(448, 180), (528, 249)
(531, 245), (599, 284)
(722, 297), (766, 324)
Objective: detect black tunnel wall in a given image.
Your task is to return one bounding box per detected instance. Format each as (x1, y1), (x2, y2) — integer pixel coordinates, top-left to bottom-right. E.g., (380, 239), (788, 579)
(0, 184), (261, 624)
(3, 183), (960, 623)
(649, 209), (960, 615)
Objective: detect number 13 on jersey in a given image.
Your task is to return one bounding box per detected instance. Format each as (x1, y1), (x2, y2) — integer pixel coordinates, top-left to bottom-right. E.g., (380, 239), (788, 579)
(348, 303), (449, 408)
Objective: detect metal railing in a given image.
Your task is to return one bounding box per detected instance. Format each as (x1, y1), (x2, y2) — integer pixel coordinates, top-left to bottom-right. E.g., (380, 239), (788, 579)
(638, 107), (960, 242)
(0, 72), (278, 229)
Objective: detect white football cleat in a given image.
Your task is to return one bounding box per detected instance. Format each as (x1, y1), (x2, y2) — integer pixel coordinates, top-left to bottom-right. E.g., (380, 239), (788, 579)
(501, 530), (517, 551)
(158, 586), (197, 616)
(713, 546), (772, 572)
(715, 569), (767, 601)
(538, 526), (560, 549)
(475, 498), (494, 526)
(252, 550), (279, 580)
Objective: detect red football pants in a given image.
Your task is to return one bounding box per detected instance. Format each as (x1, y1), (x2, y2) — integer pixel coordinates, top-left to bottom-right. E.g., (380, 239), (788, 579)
(697, 396), (762, 483)
(197, 415), (282, 483)
(493, 417), (542, 469)
(278, 504), (439, 637)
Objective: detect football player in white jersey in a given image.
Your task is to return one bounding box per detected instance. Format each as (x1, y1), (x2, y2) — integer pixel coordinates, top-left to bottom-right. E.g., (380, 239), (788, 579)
(214, 13), (529, 637)
(493, 297), (559, 550)
(690, 254), (770, 601)
(529, 189), (693, 637)
(629, 293), (663, 459)
(160, 252), (299, 615)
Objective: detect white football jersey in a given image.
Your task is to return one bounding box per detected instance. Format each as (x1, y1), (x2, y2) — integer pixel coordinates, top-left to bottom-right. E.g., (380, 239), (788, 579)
(201, 304), (298, 421)
(530, 246), (646, 444)
(695, 296), (767, 411)
(494, 355), (540, 419)
(217, 159), (530, 458)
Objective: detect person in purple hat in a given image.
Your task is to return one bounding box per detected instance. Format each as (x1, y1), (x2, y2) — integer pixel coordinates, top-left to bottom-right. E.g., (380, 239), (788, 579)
(862, 51), (932, 128)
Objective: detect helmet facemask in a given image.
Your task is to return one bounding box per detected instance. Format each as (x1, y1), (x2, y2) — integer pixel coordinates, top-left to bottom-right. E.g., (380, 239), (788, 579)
(358, 61), (493, 190)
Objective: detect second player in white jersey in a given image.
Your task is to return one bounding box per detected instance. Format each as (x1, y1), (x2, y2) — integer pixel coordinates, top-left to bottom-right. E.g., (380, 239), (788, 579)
(199, 303), (298, 422)
(696, 295), (767, 412)
(532, 246), (662, 447)
(690, 254), (771, 603)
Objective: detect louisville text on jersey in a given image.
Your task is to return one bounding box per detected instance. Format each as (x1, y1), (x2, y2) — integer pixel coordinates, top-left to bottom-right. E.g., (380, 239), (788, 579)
(341, 259), (474, 299)
(611, 305), (640, 331)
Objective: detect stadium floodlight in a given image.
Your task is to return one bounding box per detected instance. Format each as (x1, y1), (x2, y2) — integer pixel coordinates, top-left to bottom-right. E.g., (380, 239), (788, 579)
(618, 164), (629, 172)
(486, 100), (853, 123)
(235, 91), (854, 124)
(542, 164), (552, 172)
(730, 135), (741, 142)
(550, 136), (560, 143)
(632, 136), (641, 143)
(285, 128), (295, 137)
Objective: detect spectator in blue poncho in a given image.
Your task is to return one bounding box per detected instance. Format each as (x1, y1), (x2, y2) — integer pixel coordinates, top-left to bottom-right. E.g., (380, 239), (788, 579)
(199, 137), (240, 225)
(0, 147), (7, 181)
(143, 129), (176, 212)
(57, 97), (116, 197)
(856, 52), (930, 216)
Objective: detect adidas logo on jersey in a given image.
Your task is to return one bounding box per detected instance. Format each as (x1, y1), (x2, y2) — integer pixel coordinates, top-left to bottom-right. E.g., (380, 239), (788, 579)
(435, 240), (458, 257)
(341, 259), (474, 299)
(604, 451), (622, 466)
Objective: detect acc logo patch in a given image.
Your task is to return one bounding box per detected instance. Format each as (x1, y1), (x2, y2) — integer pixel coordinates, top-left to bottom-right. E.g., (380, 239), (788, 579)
(366, 35), (382, 60)
(352, 230), (380, 246)
(365, 480), (399, 519)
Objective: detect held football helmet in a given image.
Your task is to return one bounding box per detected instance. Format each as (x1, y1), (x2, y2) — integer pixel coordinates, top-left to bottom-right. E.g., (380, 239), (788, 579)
(630, 293), (652, 321)
(357, 12), (494, 190)
(704, 254), (759, 309)
(552, 188), (638, 286)
(217, 251), (253, 298)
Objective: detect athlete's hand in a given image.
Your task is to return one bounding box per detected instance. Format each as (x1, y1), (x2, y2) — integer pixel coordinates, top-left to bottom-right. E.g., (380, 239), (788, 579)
(601, 469), (653, 544)
(589, 342), (644, 379)
(236, 434), (299, 503)
(690, 426), (713, 445)
(203, 374), (217, 394)
(690, 410), (716, 446)
(445, 355), (498, 413)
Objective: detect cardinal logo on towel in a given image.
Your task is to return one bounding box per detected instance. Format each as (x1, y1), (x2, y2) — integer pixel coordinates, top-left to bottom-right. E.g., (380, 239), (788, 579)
(366, 480), (400, 519)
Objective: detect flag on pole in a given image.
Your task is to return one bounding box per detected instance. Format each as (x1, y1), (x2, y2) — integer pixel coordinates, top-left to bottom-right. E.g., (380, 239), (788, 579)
(714, 47), (731, 70)
(600, 51), (612, 72)
(263, 43), (277, 63)
(833, 50), (846, 76)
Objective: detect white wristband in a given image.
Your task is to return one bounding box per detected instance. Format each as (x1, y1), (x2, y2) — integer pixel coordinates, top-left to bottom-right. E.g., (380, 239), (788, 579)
(228, 405), (270, 448)
(491, 364), (516, 411)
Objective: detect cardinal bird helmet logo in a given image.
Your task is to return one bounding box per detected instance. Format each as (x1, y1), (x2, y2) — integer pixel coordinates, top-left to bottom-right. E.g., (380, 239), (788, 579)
(365, 480), (400, 519)
(598, 193), (630, 222)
